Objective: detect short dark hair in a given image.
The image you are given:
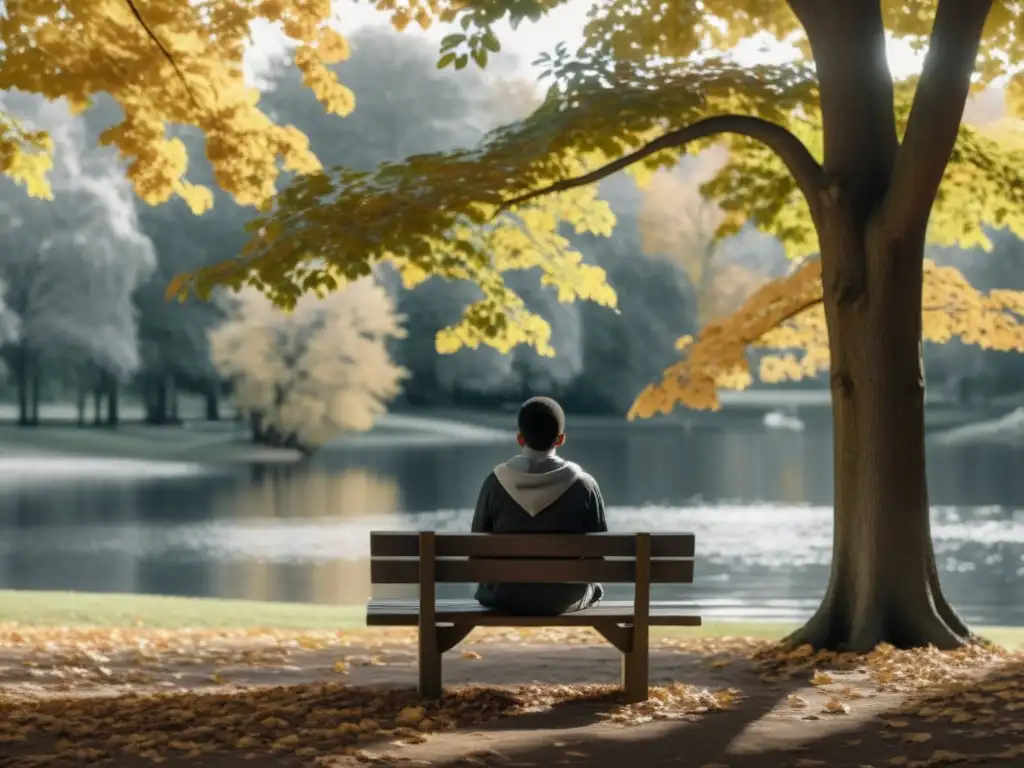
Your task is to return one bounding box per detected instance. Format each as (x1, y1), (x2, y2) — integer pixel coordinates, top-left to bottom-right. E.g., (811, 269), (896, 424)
(517, 396), (565, 450)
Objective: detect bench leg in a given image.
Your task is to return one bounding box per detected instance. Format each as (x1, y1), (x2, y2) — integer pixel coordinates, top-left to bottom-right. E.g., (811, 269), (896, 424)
(621, 643), (649, 703)
(418, 628), (442, 699)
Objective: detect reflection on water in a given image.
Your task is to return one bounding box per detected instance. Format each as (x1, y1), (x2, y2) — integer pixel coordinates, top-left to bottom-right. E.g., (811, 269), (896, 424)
(0, 455), (208, 486)
(0, 423), (1022, 624)
(215, 468), (403, 605)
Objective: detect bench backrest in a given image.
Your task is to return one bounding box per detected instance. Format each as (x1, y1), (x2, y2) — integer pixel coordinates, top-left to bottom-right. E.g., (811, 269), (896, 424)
(369, 532), (695, 585)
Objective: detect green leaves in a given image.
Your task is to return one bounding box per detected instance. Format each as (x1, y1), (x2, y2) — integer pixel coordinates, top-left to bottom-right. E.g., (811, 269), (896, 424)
(440, 33), (465, 50)
(435, 17), (502, 70)
(481, 30), (501, 53)
(703, 94), (1024, 259)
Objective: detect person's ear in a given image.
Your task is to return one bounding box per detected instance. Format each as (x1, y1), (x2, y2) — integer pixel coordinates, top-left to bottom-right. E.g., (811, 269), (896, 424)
(554, 433), (565, 447)
(516, 433), (526, 446)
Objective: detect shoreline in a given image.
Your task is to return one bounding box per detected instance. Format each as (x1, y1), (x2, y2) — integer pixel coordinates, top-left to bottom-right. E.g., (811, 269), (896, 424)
(0, 423), (304, 465)
(0, 397), (1017, 464)
(1, 589), (1021, 647)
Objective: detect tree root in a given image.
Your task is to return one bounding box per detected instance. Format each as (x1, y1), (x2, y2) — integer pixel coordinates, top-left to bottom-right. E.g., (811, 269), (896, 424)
(782, 586), (972, 653)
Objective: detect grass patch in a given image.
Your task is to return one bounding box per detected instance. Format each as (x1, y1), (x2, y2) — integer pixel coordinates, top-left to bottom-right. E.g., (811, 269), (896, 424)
(0, 590), (364, 630)
(1, 590), (1020, 648)
(650, 623), (1024, 648)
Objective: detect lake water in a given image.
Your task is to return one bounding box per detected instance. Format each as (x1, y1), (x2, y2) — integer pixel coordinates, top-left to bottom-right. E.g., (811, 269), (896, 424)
(1, 421), (1023, 625)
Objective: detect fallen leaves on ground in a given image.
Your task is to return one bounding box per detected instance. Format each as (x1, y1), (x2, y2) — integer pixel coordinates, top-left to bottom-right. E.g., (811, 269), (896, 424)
(3, 623), (1023, 768)
(0, 679), (737, 765)
(0, 624), (769, 695)
(811, 670), (835, 686)
(601, 684), (741, 725)
(821, 698), (850, 714)
(752, 639), (1007, 693)
(889, 660), (1024, 738)
(0, 682), (515, 763)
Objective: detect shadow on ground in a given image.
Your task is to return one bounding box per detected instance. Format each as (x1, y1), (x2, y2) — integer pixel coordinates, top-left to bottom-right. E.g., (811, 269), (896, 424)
(409, 657), (1024, 768)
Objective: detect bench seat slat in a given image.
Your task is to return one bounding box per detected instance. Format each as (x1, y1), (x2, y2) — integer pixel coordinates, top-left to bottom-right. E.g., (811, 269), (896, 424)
(370, 557), (693, 584)
(370, 532), (695, 558)
(366, 599), (702, 627)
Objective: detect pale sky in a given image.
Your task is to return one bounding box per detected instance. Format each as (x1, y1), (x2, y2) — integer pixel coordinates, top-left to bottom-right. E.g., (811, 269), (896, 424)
(246, 0), (927, 84)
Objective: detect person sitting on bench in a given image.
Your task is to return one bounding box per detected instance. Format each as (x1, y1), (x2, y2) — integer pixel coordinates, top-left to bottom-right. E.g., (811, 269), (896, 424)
(470, 396), (608, 615)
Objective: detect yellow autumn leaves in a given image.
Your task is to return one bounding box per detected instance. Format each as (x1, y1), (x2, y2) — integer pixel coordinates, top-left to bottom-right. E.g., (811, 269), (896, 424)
(0, 622), (744, 764)
(0, 116), (53, 199)
(3, 620), (1020, 766)
(630, 259), (1024, 418)
(0, 0), (349, 206)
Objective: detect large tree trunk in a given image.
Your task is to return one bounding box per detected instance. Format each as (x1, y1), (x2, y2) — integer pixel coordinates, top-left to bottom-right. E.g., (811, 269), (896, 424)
(786, 226), (969, 651)
(779, 0), (990, 652)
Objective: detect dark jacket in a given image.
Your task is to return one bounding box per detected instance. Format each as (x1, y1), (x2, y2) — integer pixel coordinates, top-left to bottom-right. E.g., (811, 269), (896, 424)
(471, 449), (607, 614)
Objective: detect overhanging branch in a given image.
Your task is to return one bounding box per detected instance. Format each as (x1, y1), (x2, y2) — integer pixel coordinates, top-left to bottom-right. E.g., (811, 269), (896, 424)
(739, 259), (824, 345)
(883, 0), (994, 234)
(125, 0), (201, 109)
(498, 114), (827, 227)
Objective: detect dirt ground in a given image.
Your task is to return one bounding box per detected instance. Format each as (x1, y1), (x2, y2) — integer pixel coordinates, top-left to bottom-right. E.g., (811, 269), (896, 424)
(1, 625), (1022, 768)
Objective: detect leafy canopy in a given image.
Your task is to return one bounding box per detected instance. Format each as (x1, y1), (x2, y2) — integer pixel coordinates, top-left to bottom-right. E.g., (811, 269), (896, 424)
(6, 2), (1023, 414)
(171, 0), (1024, 413)
(0, 0), (355, 209)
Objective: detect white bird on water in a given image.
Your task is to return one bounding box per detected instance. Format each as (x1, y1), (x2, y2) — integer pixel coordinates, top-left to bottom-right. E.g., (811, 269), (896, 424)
(763, 409), (805, 432)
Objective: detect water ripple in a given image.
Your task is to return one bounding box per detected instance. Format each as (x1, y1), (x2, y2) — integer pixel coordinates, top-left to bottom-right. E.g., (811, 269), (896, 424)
(3, 504), (1022, 570)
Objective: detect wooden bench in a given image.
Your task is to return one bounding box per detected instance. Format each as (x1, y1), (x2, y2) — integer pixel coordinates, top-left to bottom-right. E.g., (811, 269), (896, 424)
(366, 531), (700, 702)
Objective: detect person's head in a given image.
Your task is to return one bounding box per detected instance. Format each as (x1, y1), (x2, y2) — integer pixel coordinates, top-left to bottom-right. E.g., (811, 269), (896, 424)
(516, 396), (566, 452)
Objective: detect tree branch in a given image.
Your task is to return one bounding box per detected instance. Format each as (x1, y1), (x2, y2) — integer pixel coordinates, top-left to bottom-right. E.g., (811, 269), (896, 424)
(498, 115), (827, 227)
(788, 0), (898, 203)
(741, 259), (824, 341)
(124, 0), (201, 110)
(883, 0), (994, 234)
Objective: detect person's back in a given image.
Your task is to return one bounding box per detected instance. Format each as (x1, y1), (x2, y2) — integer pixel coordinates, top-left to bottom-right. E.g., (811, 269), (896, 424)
(471, 397), (607, 615)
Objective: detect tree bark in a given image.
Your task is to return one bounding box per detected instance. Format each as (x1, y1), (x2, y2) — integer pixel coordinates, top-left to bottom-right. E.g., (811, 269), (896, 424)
(168, 375), (179, 423)
(93, 382), (103, 425)
(106, 381), (119, 428)
(250, 412), (265, 443)
(205, 382), (220, 421)
(76, 382), (87, 427)
(778, 0), (990, 652)
(30, 365), (40, 426)
(15, 347), (29, 427)
(785, 223), (969, 651)
(146, 375), (167, 424)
